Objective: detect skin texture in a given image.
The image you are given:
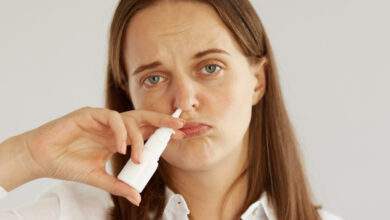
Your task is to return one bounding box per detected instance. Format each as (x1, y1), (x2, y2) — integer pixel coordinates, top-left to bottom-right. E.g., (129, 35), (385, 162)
(123, 0), (266, 219)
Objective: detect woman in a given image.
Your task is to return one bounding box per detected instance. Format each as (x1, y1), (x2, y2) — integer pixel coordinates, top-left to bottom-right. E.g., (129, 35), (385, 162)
(0, 0), (343, 219)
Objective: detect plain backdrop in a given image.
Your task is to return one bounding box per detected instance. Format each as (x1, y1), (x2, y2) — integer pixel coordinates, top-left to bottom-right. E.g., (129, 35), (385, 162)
(1, 0), (389, 219)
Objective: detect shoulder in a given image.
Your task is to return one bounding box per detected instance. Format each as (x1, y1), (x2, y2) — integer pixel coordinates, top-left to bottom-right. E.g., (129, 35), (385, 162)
(318, 208), (344, 220)
(3, 181), (114, 220)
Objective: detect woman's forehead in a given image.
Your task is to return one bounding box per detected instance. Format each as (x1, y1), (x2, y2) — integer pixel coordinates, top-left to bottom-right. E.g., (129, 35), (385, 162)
(123, 1), (242, 69)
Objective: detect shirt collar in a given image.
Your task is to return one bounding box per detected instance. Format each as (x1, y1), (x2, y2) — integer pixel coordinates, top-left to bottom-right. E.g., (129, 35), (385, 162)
(164, 186), (277, 220)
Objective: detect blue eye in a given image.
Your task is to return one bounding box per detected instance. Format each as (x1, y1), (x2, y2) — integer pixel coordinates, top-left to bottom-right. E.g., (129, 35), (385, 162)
(145, 75), (161, 85)
(142, 63), (222, 88)
(201, 64), (222, 75)
(143, 75), (162, 86)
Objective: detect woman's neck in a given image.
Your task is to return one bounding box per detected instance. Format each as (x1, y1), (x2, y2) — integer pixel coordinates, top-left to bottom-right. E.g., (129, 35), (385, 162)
(165, 131), (250, 220)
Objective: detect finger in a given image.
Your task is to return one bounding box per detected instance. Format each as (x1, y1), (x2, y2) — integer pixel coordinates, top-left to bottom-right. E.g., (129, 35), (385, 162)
(133, 125), (184, 143)
(171, 129), (186, 139)
(141, 126), (156, 139)
(106, 111), (128, 154)
(126, 119), (183, 141)
(87, 108), (127, 154)
(123, 110), (185, 130)
(85, 169), (141, 206)
(137, 125), (160, 140)
(121, 116), (144, 164)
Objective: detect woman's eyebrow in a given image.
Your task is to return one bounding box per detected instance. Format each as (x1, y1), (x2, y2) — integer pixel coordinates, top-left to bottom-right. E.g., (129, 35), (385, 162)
(193, 48), (230, 59)
(132, 48), (230, 76)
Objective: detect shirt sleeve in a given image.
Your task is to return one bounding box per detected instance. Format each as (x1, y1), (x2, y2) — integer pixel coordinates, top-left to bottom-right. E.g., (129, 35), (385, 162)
(0, 181), (115, 220)
(0, 193), (60, 220)
(0, 185), (7, 199)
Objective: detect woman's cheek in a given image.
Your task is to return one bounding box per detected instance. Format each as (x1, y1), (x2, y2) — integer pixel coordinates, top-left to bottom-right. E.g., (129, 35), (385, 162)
(211, 83), (236, 115)
(131, 89), (165, 109)
(217, 94), (234, 114)
(217, 81), (250, 128)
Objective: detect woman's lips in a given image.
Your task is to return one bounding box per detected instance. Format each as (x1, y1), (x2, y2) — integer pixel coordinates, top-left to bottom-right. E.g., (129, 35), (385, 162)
(178, 122), (211, 138)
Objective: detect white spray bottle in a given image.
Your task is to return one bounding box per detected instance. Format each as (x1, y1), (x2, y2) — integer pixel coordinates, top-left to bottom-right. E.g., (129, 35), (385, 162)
(117, 108), (182, 193)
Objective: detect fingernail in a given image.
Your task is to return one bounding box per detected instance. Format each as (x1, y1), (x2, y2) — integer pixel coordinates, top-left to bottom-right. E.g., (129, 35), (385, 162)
(175, 119), (185, 126)
(174, 130), (185, 139)
(121, 142), (127, 155)
(131, 156), (138, 164)
(135, 152), (142, 164)
(135, 194), (141, 205)
(138, 147), (143, 163)
(126, 196), (140, 206)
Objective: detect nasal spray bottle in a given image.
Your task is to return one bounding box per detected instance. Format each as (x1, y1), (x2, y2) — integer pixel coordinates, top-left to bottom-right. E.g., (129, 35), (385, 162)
(118, 108), (182, 193)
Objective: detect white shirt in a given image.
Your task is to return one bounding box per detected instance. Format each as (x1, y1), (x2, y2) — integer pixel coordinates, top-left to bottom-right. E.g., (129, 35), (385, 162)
(0, 181), (343, 220)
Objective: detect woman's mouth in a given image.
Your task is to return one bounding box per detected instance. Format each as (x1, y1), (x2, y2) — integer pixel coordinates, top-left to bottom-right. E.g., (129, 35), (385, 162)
(178, 122), (211, 138)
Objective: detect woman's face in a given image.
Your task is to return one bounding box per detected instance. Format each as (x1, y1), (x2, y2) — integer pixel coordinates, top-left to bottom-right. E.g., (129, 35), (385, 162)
(123, 1), (265, 171)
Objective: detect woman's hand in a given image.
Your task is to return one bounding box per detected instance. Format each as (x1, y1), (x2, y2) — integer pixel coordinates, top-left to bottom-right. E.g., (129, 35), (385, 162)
(11, 107), (185, 206)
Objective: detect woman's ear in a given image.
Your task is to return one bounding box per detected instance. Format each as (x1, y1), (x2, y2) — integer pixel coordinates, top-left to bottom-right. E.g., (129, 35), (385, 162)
(251, 56), (268, 106)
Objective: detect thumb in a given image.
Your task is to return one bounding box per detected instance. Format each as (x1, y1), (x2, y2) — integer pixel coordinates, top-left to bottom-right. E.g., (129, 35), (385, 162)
(84, 169), (141, 206)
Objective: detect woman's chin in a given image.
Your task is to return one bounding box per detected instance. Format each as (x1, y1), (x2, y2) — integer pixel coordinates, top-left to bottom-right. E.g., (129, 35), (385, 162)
(162, 141), (222, 171)
(166, 157), (219, 172)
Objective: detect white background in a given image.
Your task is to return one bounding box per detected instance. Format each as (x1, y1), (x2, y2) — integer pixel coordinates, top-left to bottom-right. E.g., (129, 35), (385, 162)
(1, 0), (389, 219)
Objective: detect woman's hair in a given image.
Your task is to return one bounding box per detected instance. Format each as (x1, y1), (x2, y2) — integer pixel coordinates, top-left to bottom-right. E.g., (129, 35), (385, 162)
(105, 0), (321, 219)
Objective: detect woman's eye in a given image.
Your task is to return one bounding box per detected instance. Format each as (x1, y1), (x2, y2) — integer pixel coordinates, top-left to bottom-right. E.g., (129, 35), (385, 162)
(141, 63), (222, 88)
(143, 75), (165, 87)
(200, 64), (222, 75)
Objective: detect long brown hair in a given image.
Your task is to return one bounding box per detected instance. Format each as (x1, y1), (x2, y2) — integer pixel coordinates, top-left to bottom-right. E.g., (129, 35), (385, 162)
(105, 0), (321, 219)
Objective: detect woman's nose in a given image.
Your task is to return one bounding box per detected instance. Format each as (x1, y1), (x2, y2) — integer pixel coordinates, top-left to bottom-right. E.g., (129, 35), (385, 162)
(172, 77), (199, 112)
